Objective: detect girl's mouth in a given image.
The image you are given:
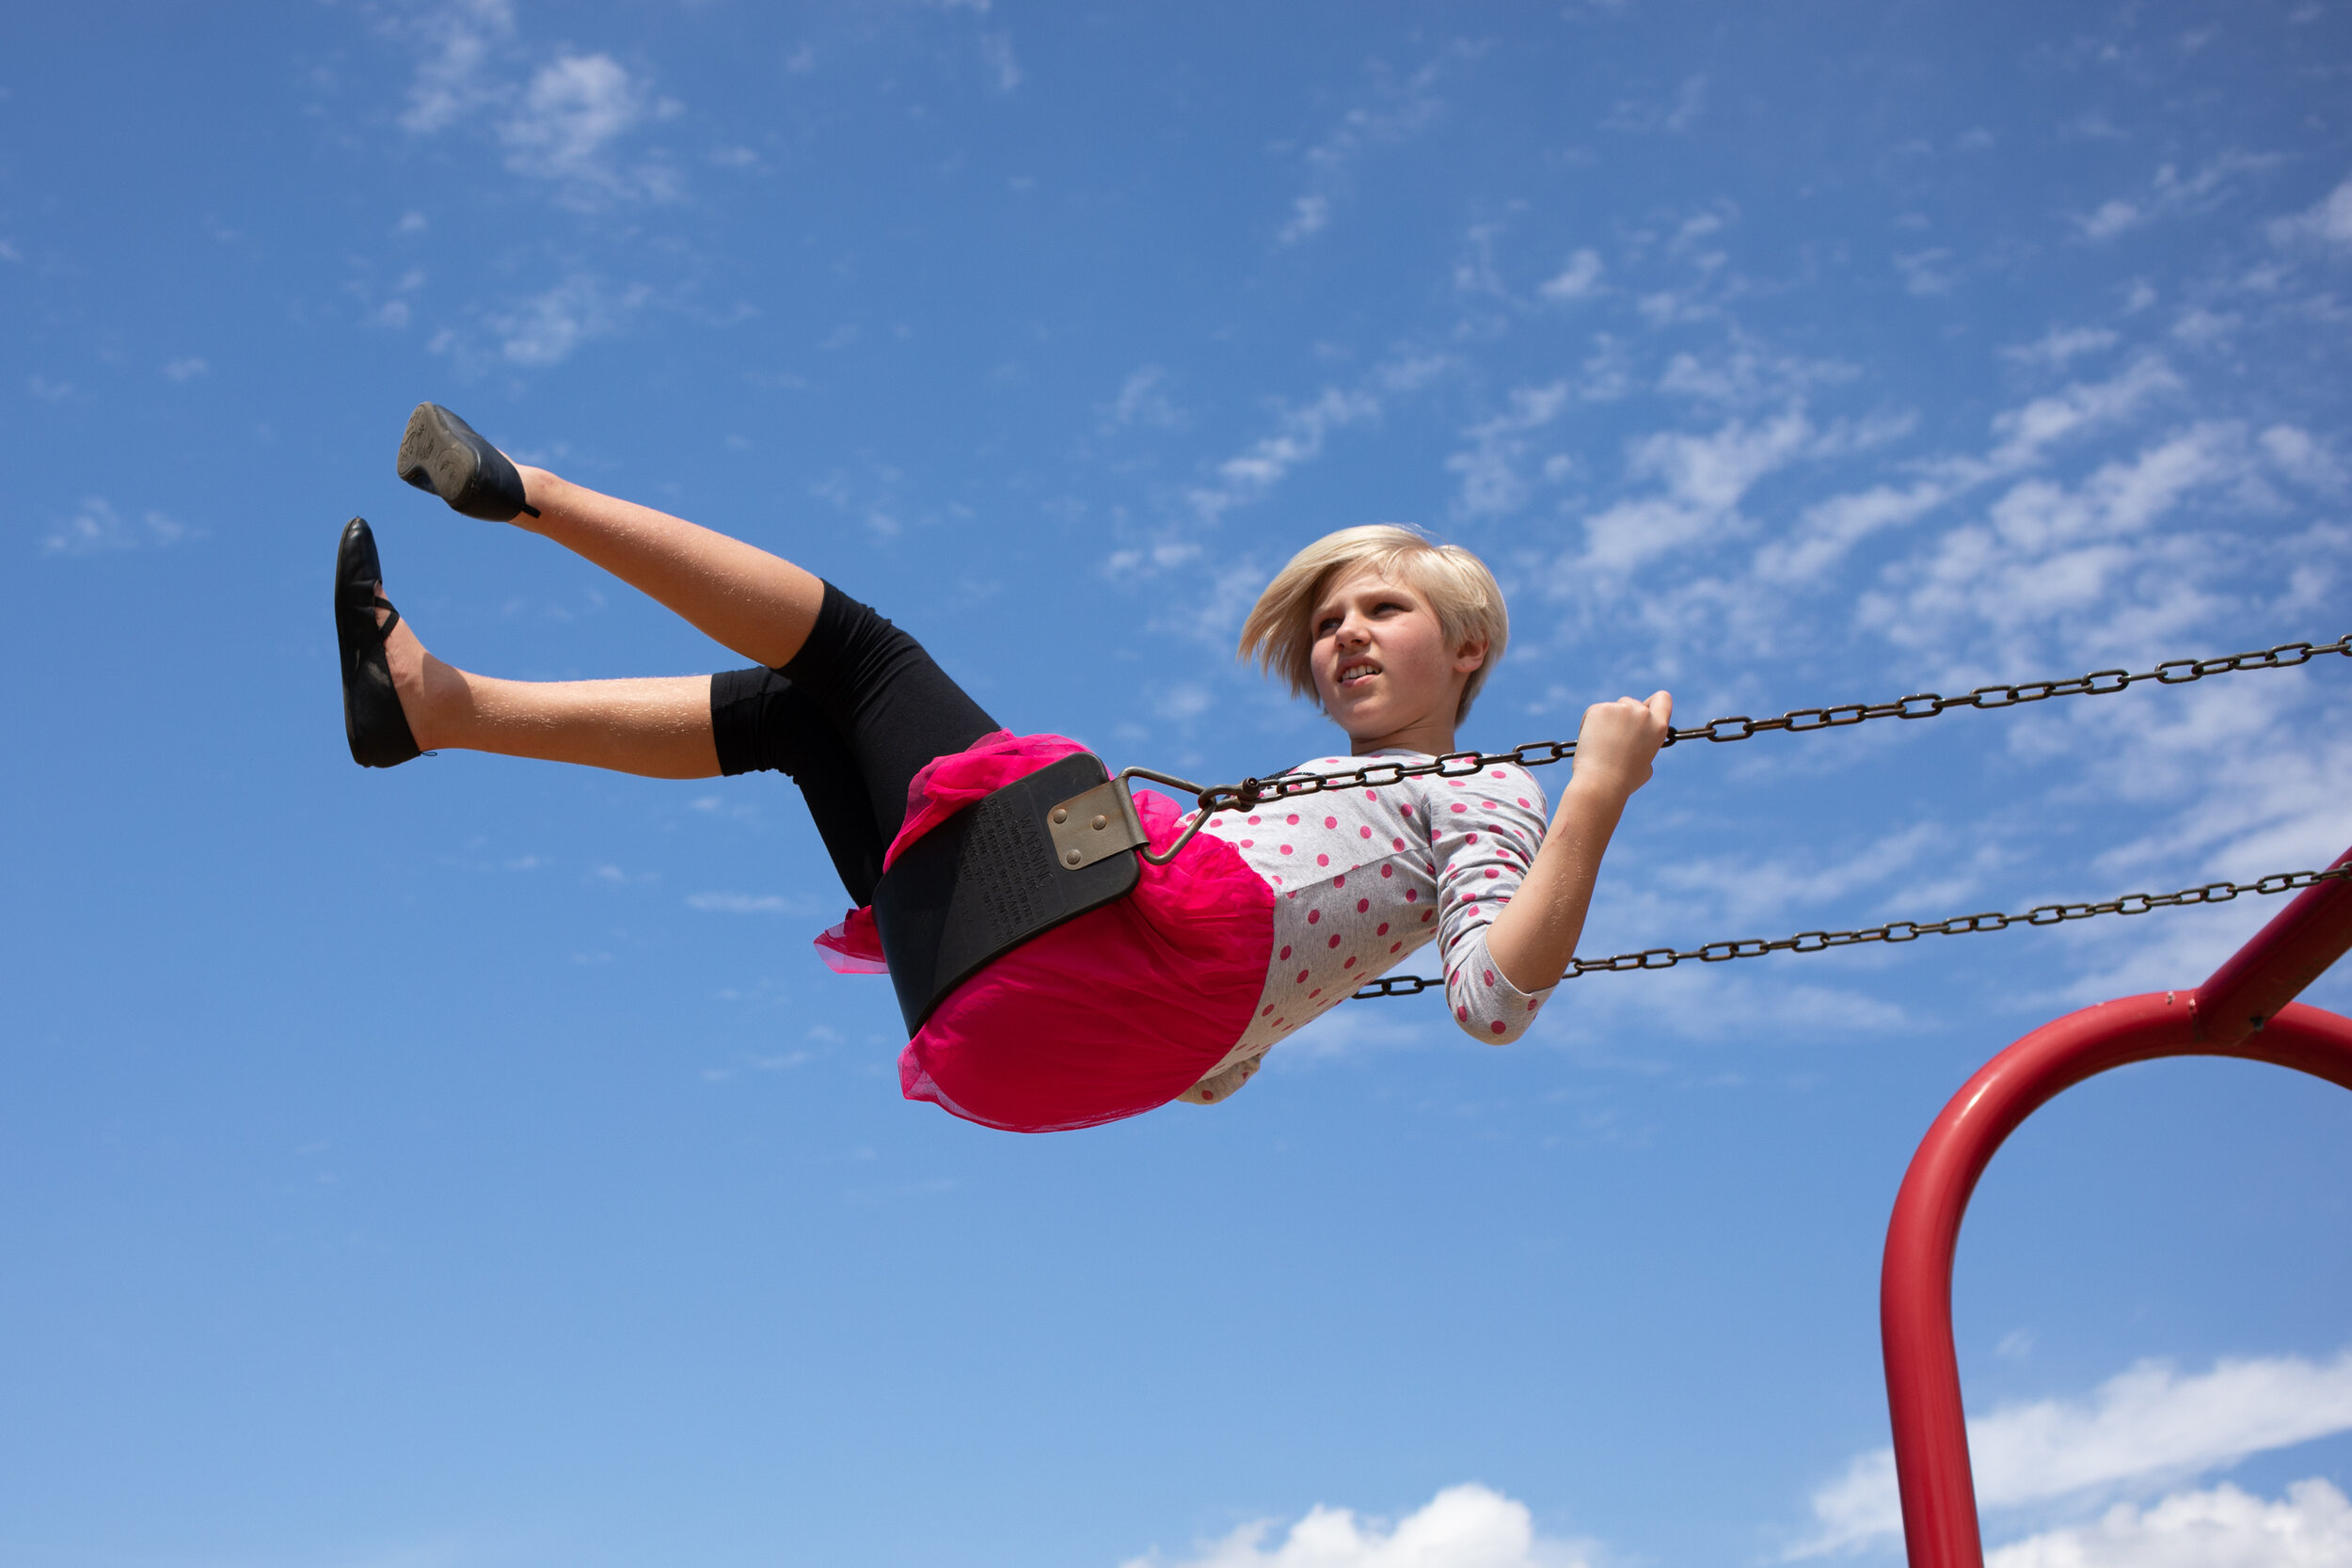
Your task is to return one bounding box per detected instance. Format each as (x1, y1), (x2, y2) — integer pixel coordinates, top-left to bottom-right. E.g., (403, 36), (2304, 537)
(1337, 659), (1381, 689)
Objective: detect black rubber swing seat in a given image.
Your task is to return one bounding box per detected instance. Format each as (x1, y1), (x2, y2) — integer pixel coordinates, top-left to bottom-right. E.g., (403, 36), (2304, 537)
(868, 752), (1142, 1035)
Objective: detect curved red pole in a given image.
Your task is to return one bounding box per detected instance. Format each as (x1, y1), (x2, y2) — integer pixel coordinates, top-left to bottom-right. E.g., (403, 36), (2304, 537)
(1879, 847), (2352, 1568)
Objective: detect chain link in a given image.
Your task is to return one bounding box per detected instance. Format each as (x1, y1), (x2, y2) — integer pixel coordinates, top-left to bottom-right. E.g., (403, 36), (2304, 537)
(1194, 633), (2352, 816)
(1347, 863), (2352, 1001)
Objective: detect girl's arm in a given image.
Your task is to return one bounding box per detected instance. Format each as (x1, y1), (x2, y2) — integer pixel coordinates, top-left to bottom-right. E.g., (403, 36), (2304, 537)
(1484, 692), (1672, 994)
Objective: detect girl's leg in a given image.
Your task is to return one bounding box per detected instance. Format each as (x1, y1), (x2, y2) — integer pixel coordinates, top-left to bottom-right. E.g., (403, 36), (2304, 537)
(382, 608), (719, 778)
(488, 463), (999, 842)
(510, 467), (827, 671)
(375, 595), (899, 901)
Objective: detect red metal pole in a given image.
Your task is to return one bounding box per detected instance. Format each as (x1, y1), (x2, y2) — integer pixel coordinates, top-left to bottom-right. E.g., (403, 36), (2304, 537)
(1879, 846), (2352, 1568)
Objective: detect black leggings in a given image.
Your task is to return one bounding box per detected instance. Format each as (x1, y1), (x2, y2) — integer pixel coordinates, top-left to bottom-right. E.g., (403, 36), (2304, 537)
(709, 581), (1000, 907)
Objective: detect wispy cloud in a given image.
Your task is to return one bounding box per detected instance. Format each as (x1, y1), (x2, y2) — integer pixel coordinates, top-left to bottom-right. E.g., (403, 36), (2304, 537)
(431, 274), (651, 369)
(392, 2), (678, 205)
(1276, 43), (1484, 245)
(41, 498), (198, 556)
(1792, 1350), (2352, 1557)
(1987, 1479), (2352, 1567)
(1120, 1482), (1597, 1568)
(2267, 174), (2352, 252)
(2074, 152), (2283, 241)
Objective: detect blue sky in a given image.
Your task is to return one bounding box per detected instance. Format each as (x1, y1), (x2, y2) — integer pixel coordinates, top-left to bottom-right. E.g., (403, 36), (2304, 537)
(6, 3), (2352, 1565)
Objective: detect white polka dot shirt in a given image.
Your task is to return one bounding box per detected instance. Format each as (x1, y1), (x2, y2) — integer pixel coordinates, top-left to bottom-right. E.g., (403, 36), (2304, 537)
(1175, 750), (1556, 1105)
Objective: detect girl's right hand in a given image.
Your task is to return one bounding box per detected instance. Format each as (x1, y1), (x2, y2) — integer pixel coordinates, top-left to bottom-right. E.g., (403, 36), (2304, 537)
(1570, 690), (1673, 801)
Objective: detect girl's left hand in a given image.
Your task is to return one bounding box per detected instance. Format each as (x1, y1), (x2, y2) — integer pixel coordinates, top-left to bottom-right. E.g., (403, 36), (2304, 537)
(1571, 690), (1673, 800)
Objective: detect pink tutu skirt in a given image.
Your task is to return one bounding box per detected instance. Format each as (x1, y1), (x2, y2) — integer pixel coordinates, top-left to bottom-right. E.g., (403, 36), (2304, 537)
(816, 733), (1274, 1132)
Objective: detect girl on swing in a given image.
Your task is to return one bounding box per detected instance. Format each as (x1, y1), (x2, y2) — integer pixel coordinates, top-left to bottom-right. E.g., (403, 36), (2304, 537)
(340, 404), (1673, 1132)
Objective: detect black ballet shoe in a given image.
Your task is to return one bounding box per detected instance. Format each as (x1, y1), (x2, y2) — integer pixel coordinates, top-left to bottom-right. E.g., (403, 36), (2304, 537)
(396, 402), (540, 523)
(336, 517), (422, 768)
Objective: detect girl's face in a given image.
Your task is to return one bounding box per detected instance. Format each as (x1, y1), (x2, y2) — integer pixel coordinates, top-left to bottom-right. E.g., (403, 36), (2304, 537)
(1308, 565), (1486, 752)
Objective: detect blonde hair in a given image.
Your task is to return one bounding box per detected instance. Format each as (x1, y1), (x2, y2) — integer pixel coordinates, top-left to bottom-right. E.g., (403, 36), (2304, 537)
(1238, 524), (1510, 721)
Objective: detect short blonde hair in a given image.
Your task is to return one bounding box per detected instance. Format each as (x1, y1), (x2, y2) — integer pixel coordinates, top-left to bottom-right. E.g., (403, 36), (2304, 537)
(1238, 524), (1510, 721)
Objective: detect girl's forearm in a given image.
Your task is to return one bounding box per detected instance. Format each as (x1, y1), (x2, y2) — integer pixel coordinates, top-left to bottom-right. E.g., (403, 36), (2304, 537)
(1484, 777), (1630, 993)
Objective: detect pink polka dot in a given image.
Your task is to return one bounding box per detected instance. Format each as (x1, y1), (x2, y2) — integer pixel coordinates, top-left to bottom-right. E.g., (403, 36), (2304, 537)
(1484, 969), (1496, 986)
(1422, 910), (1435, 922)
(1248, 815), (1262, 825)
(1357, 898), (1370, 912)
(1363, 789), (1377, 800)
(1359, 825), (1373, 838)
(1262, 1005), (1275, 1017)
(1280, 845), (1294, 855)
(1527, 999), (1539, 1012)
(1286, 813), (1300, 825)
(1308, 909), (1321, 924)
(1279, 945), (1292, 959)
(1296, 969), (1311, 984)
(1275, 1017), (1285, 1027)
(1316, 853), (1329, 865)
(1486, 867), (1501, 879)
(1450, 802), (1469, 814)
(1405, 888), (1419, 902)
(1343, 956), (1357, 968)
(1200, 1088), (1215, 1100)
(1324, 816), (1338, 829)
(1375, 922), (1389, 935)
(1517, 797), (1530, 808)
(1380, 864), (1394, 879)
(1466, 832), (1479, 845)
(1391, 942), (1403, 953)
(1334, 874), (1345, 888)
(1392, 836), (1406, 850)
(1401, 805), (1413, 817)
(1455, 1005), (1470, 1021)
(1309, 988), (1322, 999)
(1491, 768), (1506, 778)
(1240, 838), (1254, 847)
(1327, 934), (1342, 949)
(1272, 875), (1284, 885)
(1490, 1021), (1507, 1036)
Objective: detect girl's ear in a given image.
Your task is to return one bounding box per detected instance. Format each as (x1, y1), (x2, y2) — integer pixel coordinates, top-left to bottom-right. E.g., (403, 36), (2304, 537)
(1453, 637), (1489, 675)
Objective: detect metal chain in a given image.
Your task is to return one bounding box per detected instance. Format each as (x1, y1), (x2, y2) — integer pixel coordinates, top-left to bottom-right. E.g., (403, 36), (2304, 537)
(1195, 633), (2352, 816)
(1349, 863), (2352, 1000)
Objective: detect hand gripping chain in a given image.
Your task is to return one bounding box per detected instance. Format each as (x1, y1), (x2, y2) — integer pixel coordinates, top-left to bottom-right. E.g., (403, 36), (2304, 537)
(1349, 864), (2352, 1001)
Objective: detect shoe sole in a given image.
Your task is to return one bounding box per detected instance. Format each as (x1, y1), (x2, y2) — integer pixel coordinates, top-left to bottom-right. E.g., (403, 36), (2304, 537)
(396, 403), (480, 504)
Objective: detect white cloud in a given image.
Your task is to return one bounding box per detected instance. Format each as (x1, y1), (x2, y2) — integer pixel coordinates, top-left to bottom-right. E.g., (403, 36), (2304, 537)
(1279, 194), (1332, 245)
(2075, 153), (2285, 241)
(978, 32), (1021, 92)
(1188, 383), (1386, 523)
(1121, 1483), (1596, 1568)
(1108, 365), (1184, 431)
(2003, 326), (2119, 371)
(397, 0), (514, 135)
(394, 6), (674, 204)
(1793, 1351), (2352, 1556)
(162, 356), (209, 382)
(1604, 73), (1706, 135)
(1538, 248), (1605, 301)
(444, 275), (648, 368)
(501, 54), (646, 187)
(2267, 176), (2352, 251)
(1987, 1480), (2352, 1568)
(1447, 383), (1569, 519)
(1573, 407), (1821, 573)
(1275, 44), (1477, 245)
(41, 499), (196, 556)
(1859, 420), (2253, 654)
(685, 892), (796, 914)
